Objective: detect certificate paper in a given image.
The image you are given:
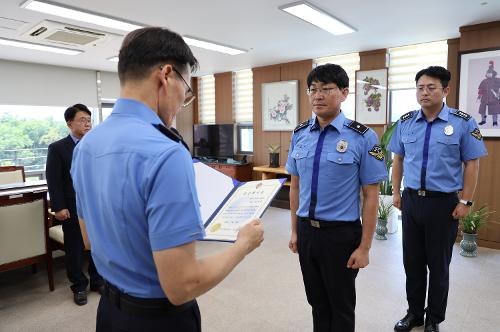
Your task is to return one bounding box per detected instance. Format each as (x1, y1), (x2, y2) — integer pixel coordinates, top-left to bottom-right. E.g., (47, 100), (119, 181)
(203, 179), (284, 242)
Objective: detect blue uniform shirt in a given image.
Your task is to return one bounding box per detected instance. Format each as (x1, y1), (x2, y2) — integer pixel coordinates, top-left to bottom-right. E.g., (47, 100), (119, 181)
(286, 112), (387, 221)
(388, 104), (488, 192)
(71, 98), (205, 298)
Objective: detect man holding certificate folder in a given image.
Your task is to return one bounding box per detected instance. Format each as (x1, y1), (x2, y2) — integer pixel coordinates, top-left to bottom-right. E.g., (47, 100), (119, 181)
(287, 64), (387, 332)
(71, 27), (263, 332)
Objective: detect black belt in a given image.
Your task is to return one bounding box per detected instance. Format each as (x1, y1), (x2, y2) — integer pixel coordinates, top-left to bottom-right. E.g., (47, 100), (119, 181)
(298, 216), (360, 228)
(406, 188), (457, 198)
(103, 281), (194, 317)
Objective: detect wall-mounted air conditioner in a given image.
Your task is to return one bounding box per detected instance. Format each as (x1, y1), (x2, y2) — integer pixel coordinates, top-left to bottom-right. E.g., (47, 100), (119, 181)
(22, 20), (116, 47)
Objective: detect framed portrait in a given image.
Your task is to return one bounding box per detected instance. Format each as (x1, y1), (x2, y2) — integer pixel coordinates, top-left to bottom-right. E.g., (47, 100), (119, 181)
(262, 80), (299, 131)
(458, 47), (500, 137)
(355, 68), (388, 125)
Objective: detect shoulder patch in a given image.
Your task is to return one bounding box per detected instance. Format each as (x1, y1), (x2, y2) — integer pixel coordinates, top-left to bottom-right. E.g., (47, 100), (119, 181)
(400, 111), (415, 122)
(452, 110), (471, 121)
(294, 119), (310, 133)
(347, 120), (369, 135)
(368, 144), (384, 161)
(471, 128), (483, 140)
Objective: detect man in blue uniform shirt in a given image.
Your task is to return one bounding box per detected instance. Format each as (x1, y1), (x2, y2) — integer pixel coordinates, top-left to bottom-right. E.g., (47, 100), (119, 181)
(389, 66), (487, 332)
(71, 27), (264, 332)
(286, 63), (387, 332)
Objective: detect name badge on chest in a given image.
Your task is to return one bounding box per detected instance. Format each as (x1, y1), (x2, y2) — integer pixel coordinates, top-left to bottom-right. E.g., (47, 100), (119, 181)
(444, 125), (453, 136)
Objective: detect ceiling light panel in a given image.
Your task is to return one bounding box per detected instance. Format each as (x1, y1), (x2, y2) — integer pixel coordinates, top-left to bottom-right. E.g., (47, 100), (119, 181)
(183, 36), (246, 55)
(0, 37), (82, 55)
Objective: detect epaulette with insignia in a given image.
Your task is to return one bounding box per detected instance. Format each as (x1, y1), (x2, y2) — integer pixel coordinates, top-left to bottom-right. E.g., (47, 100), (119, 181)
(452, 110), (471, 121)
(400, 111), (415, 122)
(153, 124), (190, 152)
(347, 120), (368, 135)
(294, 119), (310, 133)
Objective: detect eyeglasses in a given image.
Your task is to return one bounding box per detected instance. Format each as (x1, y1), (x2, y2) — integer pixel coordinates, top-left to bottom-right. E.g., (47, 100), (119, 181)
(74, 117), (91, 124)
(161, 65), (196, 107)
(306, 86), (339, 96)
(416, 85), (443, 93)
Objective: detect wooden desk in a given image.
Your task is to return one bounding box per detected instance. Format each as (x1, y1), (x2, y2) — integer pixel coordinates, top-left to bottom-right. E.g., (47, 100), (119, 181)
(253, 165), (291, 186)
(205, 163), (253, 182)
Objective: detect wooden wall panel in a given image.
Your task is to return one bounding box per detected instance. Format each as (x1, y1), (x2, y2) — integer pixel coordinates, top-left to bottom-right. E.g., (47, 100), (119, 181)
(359, 49), (387, 70)
(192, 77), (199, 125)
(279, 60), (313, 165)
(214, 72), (233, 123)
(455, 21), (500, 248)
(253, 65), (281, 168)
(446, 38), (460, 109)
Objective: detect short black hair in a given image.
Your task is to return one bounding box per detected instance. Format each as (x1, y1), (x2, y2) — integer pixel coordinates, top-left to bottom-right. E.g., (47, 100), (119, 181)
(307, 63), (349, 89)
(415, 66), (451, 88)
(64, 104), (91, 122)
(118, 27), (199, 83)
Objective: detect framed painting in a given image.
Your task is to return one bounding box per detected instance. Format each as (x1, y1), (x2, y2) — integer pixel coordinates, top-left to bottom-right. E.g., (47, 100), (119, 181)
(355, 68), (388, 125)
(262, 80), (298, 131)
(458, 47), (500, 137)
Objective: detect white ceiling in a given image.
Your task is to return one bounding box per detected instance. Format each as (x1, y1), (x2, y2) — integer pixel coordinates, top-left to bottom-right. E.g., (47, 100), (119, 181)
(0, 0), (499, 76)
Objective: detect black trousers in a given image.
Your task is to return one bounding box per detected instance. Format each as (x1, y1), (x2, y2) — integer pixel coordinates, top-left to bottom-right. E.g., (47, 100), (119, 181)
(96, 293), (202, 332)
(401, 190), (459, 324)
(297, 219), (362, 332)
(62, 218), (102, 292)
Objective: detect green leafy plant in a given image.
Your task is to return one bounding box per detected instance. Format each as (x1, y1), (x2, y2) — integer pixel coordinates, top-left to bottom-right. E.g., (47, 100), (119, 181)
(460, 205), (494, 234)
(267, 144), (280, 153)
(378, 197), (393, 221)
(379, 122), (397, 195)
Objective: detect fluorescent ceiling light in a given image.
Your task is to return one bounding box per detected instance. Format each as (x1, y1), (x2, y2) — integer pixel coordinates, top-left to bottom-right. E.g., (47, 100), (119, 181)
(183, 36), (246, 55)
(280, 1), (355, 35)
(0, 37), (82, 55)
(107, 56), (119, 62)
(21, 0), (143, 32)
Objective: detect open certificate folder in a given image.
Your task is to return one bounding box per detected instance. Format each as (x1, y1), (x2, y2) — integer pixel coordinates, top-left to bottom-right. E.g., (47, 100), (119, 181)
(193, 161), (285, 242)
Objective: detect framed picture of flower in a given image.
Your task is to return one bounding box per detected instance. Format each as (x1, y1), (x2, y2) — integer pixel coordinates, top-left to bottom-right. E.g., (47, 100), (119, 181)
(458, 47), (500, 137)
(262, 80), (299, 131)
(355, 68), (388, 125)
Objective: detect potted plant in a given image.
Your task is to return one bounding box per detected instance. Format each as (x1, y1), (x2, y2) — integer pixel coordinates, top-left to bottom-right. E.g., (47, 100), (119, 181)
(459, 205), (493, 257)
(376, 197), (393, 240)
(379, 122), (398, 233)
(267, 144), (280, 168)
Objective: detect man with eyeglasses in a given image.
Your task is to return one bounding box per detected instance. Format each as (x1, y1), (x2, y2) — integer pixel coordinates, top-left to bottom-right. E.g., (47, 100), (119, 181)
(389, 66), (487, 332)
(286, 63), (387, 332)
(46, 104), (104, 306)
(71, 27), (263, 332)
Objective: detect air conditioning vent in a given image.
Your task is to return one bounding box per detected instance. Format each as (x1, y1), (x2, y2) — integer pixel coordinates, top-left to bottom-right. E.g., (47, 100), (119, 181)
(22, 20), (116, 47)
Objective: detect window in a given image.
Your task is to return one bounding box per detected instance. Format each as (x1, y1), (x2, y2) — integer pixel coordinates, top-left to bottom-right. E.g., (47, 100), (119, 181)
(233, 69), (253, 123)
(198, 75), (215, 124)
(389, 41), (448, 122)
(0, 105), (94, 179)
(237, 124), (253, 154)
(313, 52), (360, 120)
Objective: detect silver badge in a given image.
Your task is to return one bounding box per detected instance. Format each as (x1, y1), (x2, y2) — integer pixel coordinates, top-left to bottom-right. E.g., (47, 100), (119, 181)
(336, 140), (348, 153)
(444, 125), (453, 136)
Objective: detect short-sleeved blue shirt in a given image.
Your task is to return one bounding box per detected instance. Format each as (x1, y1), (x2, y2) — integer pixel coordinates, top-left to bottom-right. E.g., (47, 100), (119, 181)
(388, 104), (488, 192)
(71, 98), (205, 298)
(286, 112), (387, 221)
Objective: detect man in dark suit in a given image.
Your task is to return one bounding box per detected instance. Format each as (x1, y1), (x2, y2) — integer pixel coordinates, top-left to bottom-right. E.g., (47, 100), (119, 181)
(46, 104), (103, 305)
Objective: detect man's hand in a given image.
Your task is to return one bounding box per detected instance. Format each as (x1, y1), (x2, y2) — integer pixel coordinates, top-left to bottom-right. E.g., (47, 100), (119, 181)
(236, 219), (264, 254)
(289, 231), (298, 253)
(393, 193), (401, 210)
(347, 247), (369, 269)
(54, 209), (70, 221)
(452, 203), (470, 220)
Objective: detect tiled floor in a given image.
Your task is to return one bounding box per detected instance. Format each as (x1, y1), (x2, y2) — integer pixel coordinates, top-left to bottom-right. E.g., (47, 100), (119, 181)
(1, 207), (499, 331)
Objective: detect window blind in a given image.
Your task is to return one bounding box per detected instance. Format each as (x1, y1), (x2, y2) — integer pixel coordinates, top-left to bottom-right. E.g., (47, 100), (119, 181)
(233, 69), (253, 123)
(198, 75), (215, 124)
(313, 52), (360, 91)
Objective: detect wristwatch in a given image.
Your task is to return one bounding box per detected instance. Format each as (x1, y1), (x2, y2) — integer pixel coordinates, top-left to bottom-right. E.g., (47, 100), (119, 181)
(459, 199), (473, 206)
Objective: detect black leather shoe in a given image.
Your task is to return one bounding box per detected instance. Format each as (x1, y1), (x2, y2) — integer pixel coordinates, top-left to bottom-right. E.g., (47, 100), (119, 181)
(478, 120), (487, 125)
(493, 122), (498, 126)
(424, 319), (439, 332)
(394, 312), (424, 331)
(73, 290), (87, 306)
(90, 283), (105, 295)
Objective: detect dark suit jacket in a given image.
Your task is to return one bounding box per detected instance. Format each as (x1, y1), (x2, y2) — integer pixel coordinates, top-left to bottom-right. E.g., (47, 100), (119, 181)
(46, 135), (77, 219)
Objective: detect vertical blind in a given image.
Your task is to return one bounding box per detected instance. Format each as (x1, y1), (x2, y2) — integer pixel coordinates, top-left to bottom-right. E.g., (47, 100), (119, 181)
(389, 40), (448, 90)
(198, 75), (215, 124)
(233, 69), (253, 123)
(313, 52), (360, 91)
